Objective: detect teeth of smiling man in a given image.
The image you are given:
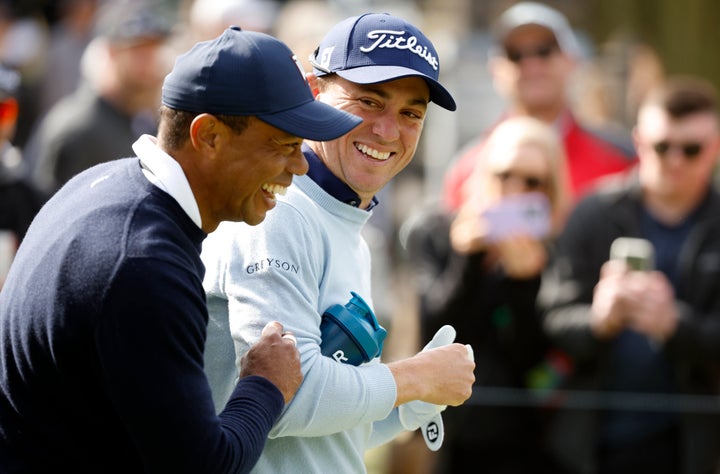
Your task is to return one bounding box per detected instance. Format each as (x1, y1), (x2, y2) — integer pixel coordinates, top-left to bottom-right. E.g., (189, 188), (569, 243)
(356, 143), (391, 161)
(262, 184), (287, 196)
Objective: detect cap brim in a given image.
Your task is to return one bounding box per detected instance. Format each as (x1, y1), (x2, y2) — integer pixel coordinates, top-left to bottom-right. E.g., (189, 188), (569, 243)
(258, 99), (362, 141)
(335, 66), (457, 111)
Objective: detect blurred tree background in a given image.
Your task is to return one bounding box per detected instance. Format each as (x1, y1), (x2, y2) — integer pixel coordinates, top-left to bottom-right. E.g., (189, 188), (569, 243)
(549, 0), (719, 126)
(588, 0), (720, 83)
(411, 0), (720, 194)
(584, 0), (720, 126)
(465, 0), (720, 88)
(435, 0), (720, 133)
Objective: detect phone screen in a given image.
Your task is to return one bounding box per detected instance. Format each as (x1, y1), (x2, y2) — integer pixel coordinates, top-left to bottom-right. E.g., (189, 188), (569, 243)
(609, 237), (655, 271)
(481, 192), (552, 243)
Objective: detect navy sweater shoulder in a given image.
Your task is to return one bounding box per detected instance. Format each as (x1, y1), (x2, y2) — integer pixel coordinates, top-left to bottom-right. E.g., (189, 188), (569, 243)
(0, 158), (283, 473)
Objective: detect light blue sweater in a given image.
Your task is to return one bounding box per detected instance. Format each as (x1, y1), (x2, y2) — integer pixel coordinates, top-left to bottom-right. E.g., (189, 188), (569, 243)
(202, 174), (406, 473)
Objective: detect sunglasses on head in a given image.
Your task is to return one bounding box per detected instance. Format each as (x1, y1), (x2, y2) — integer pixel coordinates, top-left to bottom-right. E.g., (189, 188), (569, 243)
(652, 141), (704, 160)
(504, 42), (559, 64)
(494, 170), (547, 190)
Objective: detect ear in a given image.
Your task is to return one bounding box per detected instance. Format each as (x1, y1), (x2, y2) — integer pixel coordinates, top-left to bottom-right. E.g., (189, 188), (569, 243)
(708, 135), (720, 164)
(189, 114), (222, 153)
(306, 72), (319, 98)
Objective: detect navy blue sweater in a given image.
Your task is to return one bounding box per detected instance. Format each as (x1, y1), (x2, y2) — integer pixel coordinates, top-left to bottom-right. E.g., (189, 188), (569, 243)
(0, 158), (283, 473)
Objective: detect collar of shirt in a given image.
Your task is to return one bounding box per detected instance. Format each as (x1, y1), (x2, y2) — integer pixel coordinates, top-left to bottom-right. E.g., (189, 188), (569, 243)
(302, 143), (378, 211)
(132, 134), (202, 229)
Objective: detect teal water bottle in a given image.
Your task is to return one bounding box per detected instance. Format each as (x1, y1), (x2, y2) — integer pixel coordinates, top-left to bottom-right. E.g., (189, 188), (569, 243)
(320, 291), (387, 365)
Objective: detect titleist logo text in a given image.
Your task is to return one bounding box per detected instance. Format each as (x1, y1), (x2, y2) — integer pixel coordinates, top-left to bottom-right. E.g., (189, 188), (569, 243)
(360, 29), (439, 71)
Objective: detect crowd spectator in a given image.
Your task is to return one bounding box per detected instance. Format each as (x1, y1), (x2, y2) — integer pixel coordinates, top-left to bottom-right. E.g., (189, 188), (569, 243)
(36, 0), (99, 118)
(0, 1), (48, 148)
(538, 75), (720, 474)
(0, 63), (42, 288)
(23, 0), (175, 199)
(443, 1), (637, 213)
(402, 115), (570, 473)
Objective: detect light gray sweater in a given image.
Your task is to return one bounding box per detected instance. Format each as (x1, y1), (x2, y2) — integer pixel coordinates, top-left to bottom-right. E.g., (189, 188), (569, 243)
(202, 174), (406, 473)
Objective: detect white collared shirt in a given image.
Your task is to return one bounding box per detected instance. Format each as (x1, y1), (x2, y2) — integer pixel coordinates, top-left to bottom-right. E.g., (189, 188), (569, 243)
(132, 134), (202, 229)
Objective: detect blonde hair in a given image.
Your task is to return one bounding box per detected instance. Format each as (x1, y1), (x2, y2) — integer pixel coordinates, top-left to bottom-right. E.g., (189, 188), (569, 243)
(460, 116), (571, 234)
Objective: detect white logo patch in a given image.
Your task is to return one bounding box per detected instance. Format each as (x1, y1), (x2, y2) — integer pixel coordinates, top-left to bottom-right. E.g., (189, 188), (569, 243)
(291, 54), (308, 83)
(360, 29), (439, 71)
(318, 46), (336, 70)
(90, 175), (110, 188)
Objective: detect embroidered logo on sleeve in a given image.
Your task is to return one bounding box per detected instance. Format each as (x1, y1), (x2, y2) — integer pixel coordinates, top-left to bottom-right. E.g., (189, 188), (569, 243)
(246, 257), (300, 275)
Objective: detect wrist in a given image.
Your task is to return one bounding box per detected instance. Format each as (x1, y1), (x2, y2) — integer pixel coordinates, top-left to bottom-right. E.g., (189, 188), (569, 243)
(388, 358), (425, 407)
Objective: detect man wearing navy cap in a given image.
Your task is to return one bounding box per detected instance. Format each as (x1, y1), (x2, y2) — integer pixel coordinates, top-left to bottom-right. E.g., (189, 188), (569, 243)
(0, 27), (360, 473)
(202, 13), (476, 473)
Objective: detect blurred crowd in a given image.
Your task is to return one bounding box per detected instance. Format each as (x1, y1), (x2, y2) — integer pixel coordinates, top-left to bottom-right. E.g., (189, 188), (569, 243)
(2, 0), (720, 473)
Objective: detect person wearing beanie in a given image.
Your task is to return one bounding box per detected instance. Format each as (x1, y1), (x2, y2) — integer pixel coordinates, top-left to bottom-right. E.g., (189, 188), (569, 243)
(0, 26), (360, 473)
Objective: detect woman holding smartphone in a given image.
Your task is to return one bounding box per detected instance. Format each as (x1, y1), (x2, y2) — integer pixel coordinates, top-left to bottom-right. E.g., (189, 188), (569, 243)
(401, 116), (571, 474)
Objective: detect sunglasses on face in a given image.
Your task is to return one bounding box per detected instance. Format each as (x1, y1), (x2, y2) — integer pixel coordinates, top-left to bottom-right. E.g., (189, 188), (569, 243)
(651, 140), (704, 160)
(494, 170), (548, 190)
(504, 42), (559, 64)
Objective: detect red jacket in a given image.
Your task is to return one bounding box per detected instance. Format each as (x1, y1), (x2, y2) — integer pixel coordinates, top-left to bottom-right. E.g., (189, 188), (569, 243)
(443, 112), (637, 211)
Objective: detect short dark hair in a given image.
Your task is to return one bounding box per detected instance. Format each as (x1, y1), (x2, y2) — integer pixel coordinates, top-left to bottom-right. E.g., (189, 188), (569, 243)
(158, 106), (252, 150)
(315, 74), (338, 93)
(643, 75), (718, 119)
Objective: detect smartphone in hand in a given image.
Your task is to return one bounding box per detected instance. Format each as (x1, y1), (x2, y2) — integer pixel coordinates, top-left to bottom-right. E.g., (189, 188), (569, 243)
(610, 237), (655, 271)
(481, 192), (552, 243)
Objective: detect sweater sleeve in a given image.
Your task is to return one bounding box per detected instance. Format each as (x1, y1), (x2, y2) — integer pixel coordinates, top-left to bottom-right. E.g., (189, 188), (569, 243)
(203, 201), (397, 439)
(219, 376), (284, 469)
(97, 256), (283, 474)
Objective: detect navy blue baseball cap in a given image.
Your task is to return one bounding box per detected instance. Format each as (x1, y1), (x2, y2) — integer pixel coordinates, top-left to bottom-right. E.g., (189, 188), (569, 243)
(309, 13), (456, 111)
(162, 26), (362, 141)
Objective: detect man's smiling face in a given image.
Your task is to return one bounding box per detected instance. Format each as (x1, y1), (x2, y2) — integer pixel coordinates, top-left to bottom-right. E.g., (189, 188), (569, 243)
(308, 75), (429, 208)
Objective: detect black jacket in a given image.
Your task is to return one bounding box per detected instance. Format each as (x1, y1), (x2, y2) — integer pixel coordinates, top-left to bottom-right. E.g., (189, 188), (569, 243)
(538, 174), (720, 474)
(403, 206), (553, 468)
